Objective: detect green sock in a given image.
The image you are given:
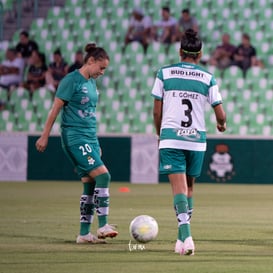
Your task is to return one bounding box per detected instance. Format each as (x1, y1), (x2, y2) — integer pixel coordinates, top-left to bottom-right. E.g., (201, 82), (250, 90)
(187, 196), (194, 220)
(94, 173), (111, 228)
(80, 182), (95, 235)
(174, 194), (191, 242)
(83, 182), (95, 195)
(187, 196), (193, 211)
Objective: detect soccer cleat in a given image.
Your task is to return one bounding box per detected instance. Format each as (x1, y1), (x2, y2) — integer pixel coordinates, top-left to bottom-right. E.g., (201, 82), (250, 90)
(76, 232), (106, 244)
(97, 224), (118, 239)
(174, 239), (183, 253)
(180, 236), (195, 256)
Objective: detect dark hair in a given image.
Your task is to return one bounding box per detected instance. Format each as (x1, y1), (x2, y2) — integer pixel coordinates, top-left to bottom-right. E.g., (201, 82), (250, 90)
(182, 8), (190, 14)
(7, 47), (17, 54)
(53, 48), (62, 55)
(20, 30), (29, 37)
(180, 29), (202, 60)
(162, 6), (170, 13)
(76, 49), (83, 54)
(39, 52), (46, 65)
(84, 43), (109, 63)
(242, 33), (250, 40)
(32, 49), (46, 64)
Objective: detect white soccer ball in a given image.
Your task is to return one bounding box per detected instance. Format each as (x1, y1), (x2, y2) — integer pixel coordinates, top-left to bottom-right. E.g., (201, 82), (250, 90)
(129, 215), (159, 243)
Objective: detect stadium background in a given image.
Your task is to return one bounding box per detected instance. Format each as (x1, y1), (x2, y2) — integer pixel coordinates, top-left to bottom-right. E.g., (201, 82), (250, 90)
(1, 0), (273, 183)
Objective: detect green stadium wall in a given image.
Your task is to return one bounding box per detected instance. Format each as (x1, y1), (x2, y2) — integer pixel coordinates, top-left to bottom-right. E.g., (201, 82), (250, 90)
(1, 134), (273, 184)
(200, 137), (273, 184)
(27, 135), (131, 182)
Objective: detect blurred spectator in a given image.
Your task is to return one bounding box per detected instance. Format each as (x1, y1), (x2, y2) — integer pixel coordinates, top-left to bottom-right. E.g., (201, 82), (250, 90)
(175, 8), (199, 41)
(232, 33), (264, 77)
(22, 50), (47, 94)
(46, 48), (69, 92)
(0, 47), (24, 92)
(15, 30), (39, 65)
(208, 33), (236, 69)
(123, 7), (153, 54)
(153, 6), (177, 44)
(68, 49), (84, 73)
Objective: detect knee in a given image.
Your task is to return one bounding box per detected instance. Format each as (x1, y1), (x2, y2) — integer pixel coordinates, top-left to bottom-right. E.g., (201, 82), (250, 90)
(102, 172), (111, 182)
(95, 172), (111, 188)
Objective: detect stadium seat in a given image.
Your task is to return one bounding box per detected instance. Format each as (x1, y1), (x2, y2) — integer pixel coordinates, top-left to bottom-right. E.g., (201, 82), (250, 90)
(0, 87), (8, 102)
(0, 109), (12, 129)
(9, 88), (30, 112)
(246, 66), (266, 79)
(32, 87), (53, 114)
(1, 0), (273, 135)
(65, 0), (82, 6)
(29, 18), (46, 38)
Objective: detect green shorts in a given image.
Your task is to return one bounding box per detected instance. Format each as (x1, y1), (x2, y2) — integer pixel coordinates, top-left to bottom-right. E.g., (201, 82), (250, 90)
(62, 140), (104, 178)
(159, 148), (205, 177)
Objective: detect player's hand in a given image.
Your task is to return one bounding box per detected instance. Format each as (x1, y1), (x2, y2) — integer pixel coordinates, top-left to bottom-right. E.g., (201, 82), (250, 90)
(217, 123), (226, 132)
(35, 136), (48, 152)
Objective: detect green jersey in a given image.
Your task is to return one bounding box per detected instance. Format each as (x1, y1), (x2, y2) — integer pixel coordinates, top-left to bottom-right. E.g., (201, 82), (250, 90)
(56, 70), (99, 146)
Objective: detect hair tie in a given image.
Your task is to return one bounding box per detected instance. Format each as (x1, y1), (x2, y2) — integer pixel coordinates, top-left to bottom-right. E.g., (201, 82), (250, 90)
(182, 49), (201, 54)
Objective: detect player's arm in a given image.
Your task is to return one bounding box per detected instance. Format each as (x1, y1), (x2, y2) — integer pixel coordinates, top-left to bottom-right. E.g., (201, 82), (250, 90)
(36, 97), (64, 152)
(153, 98), (163, 137)
(213, 103), (226, 132)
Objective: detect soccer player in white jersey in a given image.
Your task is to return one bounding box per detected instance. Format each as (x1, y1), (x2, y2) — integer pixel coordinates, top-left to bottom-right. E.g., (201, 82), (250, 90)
(151, 29), (226, 255)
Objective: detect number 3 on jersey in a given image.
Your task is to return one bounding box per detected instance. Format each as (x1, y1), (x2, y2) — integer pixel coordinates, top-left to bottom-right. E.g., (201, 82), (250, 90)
(181, 99), (193, 127)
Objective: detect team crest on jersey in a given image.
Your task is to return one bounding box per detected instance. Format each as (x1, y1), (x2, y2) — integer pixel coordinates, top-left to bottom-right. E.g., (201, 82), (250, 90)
(82, 86), (88, 93)
(87, 156), (95, 165)
(208, 144), (235, 182)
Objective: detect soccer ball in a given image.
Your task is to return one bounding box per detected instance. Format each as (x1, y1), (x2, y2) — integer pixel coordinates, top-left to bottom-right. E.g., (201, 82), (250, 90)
(129, 215), (159, 243)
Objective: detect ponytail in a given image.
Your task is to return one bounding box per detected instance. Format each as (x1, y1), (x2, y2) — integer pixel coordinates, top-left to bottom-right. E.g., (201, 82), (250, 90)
(84, 43), (109, 63)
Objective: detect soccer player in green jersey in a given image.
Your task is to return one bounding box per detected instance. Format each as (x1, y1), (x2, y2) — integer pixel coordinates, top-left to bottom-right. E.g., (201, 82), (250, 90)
(36, 43), (118, 243)
(151, 29), (226, 255)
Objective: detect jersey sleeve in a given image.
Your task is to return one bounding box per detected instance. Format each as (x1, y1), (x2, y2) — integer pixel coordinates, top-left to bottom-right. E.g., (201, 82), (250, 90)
(56, 75), (75, 101)
(192, 17), (198, 26)
(143, 16), (152, 28)
(207, 76), (223, 107)
(170, 17), (177, 26)
(151, 69), (164, 100)
(129, 17), (135, 27)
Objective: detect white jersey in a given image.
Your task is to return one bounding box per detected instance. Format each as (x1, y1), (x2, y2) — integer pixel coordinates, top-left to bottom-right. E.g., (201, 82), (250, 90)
(129, 15), (152, 31)
(0, 57), (24, 86)
(155, 17), (177, 28)
(151, 62), (222, 151)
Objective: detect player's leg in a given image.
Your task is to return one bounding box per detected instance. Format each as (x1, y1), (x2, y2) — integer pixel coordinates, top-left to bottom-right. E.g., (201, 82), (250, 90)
(89, 166), (110, 228)
(186, 175), (195, 221)
(61, 144), (104, 243)
(159, 148), (194, 255)
(186, 150), (205, 222)
(87, 145), (118, 239)
(88, 166), (118, 239)
(169, 173), (189, 243)
(76, 176), (105, 243)
(79, 177), (95, 236)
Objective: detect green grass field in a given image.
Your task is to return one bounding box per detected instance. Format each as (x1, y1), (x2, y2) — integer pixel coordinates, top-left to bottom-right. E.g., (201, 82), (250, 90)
(0, 181), (273, 273)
